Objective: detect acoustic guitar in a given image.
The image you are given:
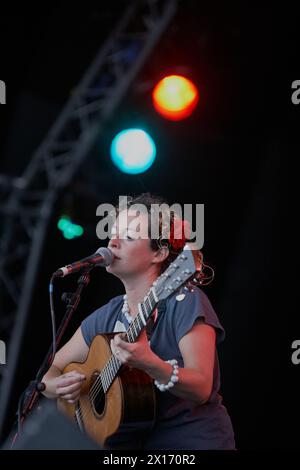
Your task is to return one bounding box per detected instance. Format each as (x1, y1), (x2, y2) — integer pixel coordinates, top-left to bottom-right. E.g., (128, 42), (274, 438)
(58, 245), (202, 447)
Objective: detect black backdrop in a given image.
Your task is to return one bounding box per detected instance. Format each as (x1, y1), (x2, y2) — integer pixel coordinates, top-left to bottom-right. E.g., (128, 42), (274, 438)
(0, 3), (297, 449)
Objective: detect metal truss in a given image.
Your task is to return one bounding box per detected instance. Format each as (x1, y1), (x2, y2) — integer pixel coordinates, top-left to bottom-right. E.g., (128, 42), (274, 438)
(0, 0), (177, 437)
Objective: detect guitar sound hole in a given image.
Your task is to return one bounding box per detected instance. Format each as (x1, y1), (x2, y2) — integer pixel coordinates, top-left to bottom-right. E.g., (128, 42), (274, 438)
(93, 388), (106, 415)
(91, 373), (106, 416)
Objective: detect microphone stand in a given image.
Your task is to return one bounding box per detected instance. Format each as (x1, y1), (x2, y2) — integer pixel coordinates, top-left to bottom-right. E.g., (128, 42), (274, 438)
(11, 267), (92, 447)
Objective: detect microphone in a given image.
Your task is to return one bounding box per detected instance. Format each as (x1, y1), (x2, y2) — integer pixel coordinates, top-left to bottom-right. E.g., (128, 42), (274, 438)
(53, 247), (114, 278)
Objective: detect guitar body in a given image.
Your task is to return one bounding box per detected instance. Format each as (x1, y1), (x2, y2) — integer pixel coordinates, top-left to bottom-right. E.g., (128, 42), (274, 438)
(58, 333), (156, 447)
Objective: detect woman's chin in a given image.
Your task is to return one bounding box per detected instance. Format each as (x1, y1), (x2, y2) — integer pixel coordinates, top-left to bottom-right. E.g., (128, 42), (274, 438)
(106, 263), (121, 275)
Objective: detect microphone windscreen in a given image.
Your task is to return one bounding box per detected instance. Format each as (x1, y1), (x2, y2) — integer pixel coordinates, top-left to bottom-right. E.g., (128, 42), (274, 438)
(95, 247), (114, 266)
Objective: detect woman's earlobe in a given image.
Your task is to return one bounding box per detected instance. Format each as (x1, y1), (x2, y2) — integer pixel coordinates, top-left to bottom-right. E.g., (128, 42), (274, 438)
(160, 246), (169, 262)
(153, 246), (169, 264)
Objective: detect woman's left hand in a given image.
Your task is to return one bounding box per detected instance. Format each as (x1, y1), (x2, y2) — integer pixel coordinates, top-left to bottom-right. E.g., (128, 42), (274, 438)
(110, 330), (157, 370)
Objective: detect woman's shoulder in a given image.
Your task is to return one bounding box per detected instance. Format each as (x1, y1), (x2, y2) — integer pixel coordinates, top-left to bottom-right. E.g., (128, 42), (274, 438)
(95, 294), (123, 318)
(105, 294), (124, 310)
(164, 287), (225, 343)
(81, 294), (124, 345)
(82, 294), (123, 325)
(165, 286), (211, 310)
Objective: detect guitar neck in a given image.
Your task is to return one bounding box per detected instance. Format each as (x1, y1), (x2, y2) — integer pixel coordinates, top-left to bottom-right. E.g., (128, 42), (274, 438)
(125, 286), (158, 343)
(99, 287), (158, 393)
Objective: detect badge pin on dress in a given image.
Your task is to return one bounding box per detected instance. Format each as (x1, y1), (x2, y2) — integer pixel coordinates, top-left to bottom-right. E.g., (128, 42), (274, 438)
(176, 293), (186, 301)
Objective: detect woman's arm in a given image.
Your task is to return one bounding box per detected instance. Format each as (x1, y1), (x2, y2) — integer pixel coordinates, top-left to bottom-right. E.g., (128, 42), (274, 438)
(144, 320), (216, 403)
(111, 319), (216, 404)
(41, 327), (89, 402)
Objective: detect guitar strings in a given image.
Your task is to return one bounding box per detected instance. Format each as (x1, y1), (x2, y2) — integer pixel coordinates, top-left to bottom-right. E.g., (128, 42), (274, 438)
(87, 313), (140, 401)
(75, 315), (141, 427)
(87, 294), (154, 402)
(77, 267), (183, 425)
(77, 293), (160, 427)
(78, 291), (155, 425)
(87, 255), (191, 402)
(83, 278), (189, 427)
(73, 254), (197, 428)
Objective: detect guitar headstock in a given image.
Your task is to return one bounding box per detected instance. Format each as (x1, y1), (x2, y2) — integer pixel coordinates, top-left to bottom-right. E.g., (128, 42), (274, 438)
(153, 244), (203, 301)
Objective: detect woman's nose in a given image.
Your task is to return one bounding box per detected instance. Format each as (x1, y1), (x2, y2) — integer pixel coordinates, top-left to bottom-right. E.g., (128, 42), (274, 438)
(108, 237), (120, 249)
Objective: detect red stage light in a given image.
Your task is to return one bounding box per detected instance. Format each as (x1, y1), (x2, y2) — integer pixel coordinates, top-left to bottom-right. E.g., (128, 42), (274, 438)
(152, 75), (199, 121)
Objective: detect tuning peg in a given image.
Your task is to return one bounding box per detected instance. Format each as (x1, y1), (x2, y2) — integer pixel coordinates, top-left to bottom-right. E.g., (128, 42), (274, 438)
(164, 286), (173, 292)
(182, 269), (191, 275)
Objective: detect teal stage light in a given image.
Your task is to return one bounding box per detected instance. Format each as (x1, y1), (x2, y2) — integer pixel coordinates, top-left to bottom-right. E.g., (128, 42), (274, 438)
(110, 128), (156, 174)
(57, 215), (84, 240)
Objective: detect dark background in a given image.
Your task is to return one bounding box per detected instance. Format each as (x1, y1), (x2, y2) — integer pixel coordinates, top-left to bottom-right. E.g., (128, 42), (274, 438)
(0, 2), (297, 449)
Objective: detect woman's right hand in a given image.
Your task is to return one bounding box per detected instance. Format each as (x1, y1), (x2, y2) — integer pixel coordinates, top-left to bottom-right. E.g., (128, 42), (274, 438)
(52, 371), (86, 403)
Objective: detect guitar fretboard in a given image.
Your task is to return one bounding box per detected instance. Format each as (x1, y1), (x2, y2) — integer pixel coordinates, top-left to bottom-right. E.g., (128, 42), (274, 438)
(96, 287), (158, 394)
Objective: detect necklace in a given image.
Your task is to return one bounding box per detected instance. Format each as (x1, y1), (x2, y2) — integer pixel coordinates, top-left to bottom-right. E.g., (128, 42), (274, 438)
(122, 294), (134, 324)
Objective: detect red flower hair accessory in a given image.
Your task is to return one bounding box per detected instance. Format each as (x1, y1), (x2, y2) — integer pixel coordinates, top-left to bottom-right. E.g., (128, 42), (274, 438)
(168, 217), (191, 251)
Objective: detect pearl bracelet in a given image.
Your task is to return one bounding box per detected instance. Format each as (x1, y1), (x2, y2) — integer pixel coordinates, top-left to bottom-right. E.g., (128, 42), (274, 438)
(154, 359), (179, 392)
